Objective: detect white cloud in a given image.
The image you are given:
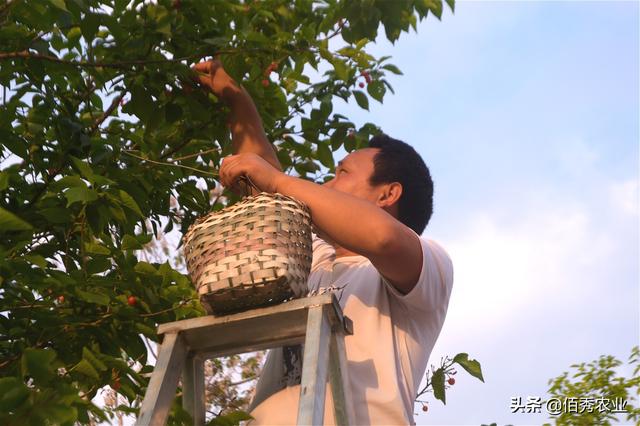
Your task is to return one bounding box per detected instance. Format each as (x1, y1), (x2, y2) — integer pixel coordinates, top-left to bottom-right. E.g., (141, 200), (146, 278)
(442, 202), (602, 329)
(609, 178), (639, 216)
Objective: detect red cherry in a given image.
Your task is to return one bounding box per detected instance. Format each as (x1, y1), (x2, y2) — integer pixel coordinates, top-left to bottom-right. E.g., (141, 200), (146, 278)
(361, 71), (372, 83)
(112, 379), (121, 391)
(57, 295), (65, 303)
(358, 82), (365, 88)
(261, 79), (269, 87)
(448, 377), (455, 385)
(127, 296), (137, 306)
(422, 404), (428, 412)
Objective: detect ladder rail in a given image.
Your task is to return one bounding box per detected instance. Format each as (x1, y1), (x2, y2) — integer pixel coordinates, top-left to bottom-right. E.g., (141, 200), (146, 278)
(137, 333), (188, 426)
(297, 305), (332, 425)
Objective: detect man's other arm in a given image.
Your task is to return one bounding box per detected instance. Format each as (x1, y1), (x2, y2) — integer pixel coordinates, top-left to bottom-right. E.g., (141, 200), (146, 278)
(193, 60), (282, 171)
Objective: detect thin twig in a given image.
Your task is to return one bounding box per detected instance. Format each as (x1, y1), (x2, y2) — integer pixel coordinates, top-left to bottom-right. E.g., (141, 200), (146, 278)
(122, 150), (219, 177)
(321, 19), (346, 42)
(159, 121), (214, 160)
(88, 91), (126, 134)
(138, 298), (197, 318)
(171, 147), (220, 162)
(73, 313), (113, 328)
(159, 136), (194, 160)
(228, 375), (258, 387)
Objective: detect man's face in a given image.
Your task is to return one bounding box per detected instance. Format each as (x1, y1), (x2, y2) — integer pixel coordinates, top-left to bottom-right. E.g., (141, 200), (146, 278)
(323, 147), (382, 204)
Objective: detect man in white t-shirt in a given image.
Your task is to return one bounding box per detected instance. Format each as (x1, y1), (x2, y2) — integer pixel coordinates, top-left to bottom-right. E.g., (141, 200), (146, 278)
(194, 60), (454, 425)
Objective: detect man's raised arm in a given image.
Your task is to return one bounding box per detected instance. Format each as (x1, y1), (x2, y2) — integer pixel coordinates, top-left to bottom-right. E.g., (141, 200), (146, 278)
(192, 60), (282, 171)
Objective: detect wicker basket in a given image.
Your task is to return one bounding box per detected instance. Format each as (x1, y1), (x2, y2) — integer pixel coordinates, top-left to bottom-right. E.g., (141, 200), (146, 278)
(183, 185), (313, 315)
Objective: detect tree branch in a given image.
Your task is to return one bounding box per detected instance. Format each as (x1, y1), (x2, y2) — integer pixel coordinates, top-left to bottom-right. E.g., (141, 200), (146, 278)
(88, 91), (126, 134)
(0, 0), (17, 17)
(228, 375), (259, 387)
(0, 50), (203, 69)
(0, 47), (279, 69)
(321, 19), (345, 42)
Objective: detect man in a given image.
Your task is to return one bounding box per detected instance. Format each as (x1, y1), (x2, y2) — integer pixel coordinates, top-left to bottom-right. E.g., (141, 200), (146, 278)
(193, 60), (453, 425)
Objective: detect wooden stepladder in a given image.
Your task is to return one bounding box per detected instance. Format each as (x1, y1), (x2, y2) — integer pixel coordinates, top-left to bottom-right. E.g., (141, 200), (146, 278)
(137, 293), (355, 426)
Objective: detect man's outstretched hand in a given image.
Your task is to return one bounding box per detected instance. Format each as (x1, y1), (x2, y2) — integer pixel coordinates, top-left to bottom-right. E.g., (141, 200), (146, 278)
(192, 59), (240, 100)
(219, 153), (284, 194)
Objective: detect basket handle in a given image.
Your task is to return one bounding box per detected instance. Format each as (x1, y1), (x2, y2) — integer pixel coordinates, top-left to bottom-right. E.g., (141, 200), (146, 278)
(238, 174), (259, 197)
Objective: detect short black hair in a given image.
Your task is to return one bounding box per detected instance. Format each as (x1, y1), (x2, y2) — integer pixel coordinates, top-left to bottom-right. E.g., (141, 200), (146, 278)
(368, 134), (434, 234)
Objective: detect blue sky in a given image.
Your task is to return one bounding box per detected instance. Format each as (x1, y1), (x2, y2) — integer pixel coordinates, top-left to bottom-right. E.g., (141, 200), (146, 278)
(331, 1), (638, 424)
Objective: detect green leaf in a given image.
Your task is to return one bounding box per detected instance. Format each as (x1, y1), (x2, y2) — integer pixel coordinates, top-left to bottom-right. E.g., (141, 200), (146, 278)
(134, 261), (157, 275)
(316, 142), (334, 168)
(52, 175), (86, 190)
(352, 90), (369, 110)
(432, 367), (446, 404)
(24, 254), (48, 268)
(65, 186), (98, 206)
(108, 202), (126, 223)
(134, 323), (156, 337)
(126, 86), (154, 122)
(72, 359), (100, 381)
(319, 47), (333, 62)
(122, 234), (142, 250)
(332, 59), (349, 82)
(0, 377), (30, 412)
(136, 233), (153, 245)
(0, 207), (33, 231)
(453, 353), (484, 382)
(118, 190), (143, 217)
(82, 347), (107, 372)
(70, 156), (95, 182)
(76, 289), (111, 306)
(207, 410), (253, 426)
(445, 0), (455, 13)
(38, 207), (72, 224)
(85, 242), (111, 255)
(49, 0), (68, 11)
(66, 27), (82, 45)
(87, 257), (112, 274)
(21, 348), (57, 384)
(382, 64), (403, 75)
(0, 171), (9, 191)
(423, 0), (443, 19)
(366, 80), (385, 103)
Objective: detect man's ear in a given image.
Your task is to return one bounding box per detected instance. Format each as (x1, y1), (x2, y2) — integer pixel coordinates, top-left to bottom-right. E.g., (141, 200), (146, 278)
(377, 182), (402, 208)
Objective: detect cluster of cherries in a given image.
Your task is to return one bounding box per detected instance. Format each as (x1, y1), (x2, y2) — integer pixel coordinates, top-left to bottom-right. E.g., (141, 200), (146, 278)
(420, 375), (456, 413)
(358, 70), (372, 88)
(261, 61), (278, 87)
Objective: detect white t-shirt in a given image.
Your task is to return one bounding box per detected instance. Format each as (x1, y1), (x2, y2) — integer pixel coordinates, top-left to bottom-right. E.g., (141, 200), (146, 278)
(248, 234), (454, 425)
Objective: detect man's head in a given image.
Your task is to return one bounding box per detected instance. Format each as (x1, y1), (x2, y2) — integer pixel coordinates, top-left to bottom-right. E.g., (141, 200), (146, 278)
(324, 134), (434, 234)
